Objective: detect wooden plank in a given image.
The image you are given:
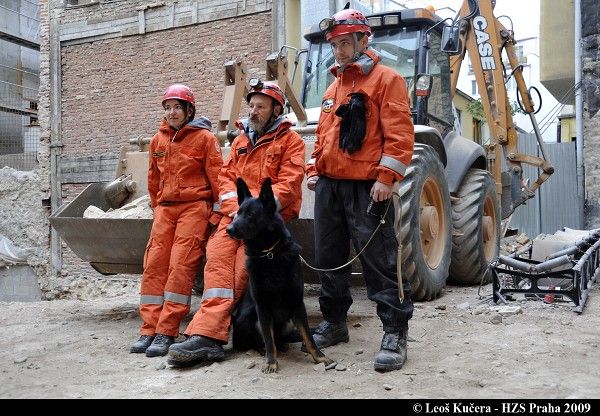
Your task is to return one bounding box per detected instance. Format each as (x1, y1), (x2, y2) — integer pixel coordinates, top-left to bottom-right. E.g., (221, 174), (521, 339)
(60, 154), (119, 184)
(60, 0), (270, 43)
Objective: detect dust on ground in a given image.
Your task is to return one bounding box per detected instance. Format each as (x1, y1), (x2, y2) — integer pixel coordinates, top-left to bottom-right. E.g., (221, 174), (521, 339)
(1, 278), (598, 398)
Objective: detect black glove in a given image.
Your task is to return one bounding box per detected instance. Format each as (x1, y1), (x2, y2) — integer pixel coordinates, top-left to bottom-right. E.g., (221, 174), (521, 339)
(335, 93), (367, 154)
(367, 197), (389, 218)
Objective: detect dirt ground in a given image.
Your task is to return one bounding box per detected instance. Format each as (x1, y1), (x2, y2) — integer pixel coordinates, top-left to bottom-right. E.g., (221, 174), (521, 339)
(1, 274), (599, 399)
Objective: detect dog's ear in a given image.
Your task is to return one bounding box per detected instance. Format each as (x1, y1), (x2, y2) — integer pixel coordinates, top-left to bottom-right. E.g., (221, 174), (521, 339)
(236, 177), (252, 204)
(259, 178), (276, 216)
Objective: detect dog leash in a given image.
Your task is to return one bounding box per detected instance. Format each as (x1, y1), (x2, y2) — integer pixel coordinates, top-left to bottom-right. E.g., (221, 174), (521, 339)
(298, 192), (405, 302)
(299, 192), (399, 272)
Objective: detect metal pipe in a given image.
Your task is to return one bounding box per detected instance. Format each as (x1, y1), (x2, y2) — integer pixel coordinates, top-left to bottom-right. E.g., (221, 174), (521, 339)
(546, 245), (579, 260)
(528, 112), (551, 162)
(575, 0), (585, 228)
(128, 137), (151, 146)
(498, 254), (572, 273)
(573, 238), (600, 272)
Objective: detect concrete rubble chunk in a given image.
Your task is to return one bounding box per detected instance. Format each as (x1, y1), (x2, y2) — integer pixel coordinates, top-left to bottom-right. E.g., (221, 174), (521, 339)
(83, 195), (153, 219)
(491, 305), (523, 316)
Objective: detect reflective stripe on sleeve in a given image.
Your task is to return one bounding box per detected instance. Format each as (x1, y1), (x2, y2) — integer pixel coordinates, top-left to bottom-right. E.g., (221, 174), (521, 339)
(220, 191), (237, 202)
(379, 154), (408, 176)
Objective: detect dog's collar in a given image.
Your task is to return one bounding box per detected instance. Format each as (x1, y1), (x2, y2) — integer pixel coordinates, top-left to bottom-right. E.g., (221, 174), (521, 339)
(254, 239), (281, 260)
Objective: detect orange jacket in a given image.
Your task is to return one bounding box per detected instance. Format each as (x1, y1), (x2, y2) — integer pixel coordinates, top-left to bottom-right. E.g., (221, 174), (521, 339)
(148, 117), (222, 211)
(218, 116), (305, 222)
(307, 49), (414, 185)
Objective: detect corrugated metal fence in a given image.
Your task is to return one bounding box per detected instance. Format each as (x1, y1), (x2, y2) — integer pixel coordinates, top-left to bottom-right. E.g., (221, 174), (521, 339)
(509, 133), (582, 237)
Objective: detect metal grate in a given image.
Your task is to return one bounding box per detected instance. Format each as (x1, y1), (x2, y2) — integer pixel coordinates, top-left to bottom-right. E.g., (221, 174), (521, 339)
(0, 86), (39, 171)
(0, 0), (40, 171)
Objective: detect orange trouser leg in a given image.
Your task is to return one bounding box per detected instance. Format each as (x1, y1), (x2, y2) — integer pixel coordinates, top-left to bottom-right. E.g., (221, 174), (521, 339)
(184, 217), (248, 342)
(140, 202), (209, 337)
(139, 205), (175, 336)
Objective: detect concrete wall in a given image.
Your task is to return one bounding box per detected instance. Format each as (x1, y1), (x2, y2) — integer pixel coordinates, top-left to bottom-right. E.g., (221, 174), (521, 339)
(582, 0), (600, 229)
(540, 0), (575, 104)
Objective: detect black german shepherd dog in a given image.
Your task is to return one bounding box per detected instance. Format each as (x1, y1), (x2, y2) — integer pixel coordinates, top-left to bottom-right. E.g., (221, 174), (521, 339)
(226, 177), (334, 373)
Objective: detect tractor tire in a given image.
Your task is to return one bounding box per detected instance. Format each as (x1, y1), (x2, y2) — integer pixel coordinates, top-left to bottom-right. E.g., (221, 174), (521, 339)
(395, 144), (452, 301)
(449, 169), (500, 285)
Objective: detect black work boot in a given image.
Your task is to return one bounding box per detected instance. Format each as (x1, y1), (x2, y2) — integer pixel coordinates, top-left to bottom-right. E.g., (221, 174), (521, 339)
(130, 335), (155, 354)
(167, 335), (225, 367)
(145, 334), (175, 357)
(301, 320), (349, 352)
(373, 329), (407, 372)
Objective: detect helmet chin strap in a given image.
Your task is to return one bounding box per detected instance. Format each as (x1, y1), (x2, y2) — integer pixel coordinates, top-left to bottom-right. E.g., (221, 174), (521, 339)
(351, 33), (363, 61)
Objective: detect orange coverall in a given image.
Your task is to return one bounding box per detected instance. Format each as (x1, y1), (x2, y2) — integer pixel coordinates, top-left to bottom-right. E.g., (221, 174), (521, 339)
(139, 116), (222, 338)
(184, 116), (306, 342)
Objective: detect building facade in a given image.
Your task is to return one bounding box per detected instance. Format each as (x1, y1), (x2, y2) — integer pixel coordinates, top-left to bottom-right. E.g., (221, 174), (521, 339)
(31, 0), (299, 297)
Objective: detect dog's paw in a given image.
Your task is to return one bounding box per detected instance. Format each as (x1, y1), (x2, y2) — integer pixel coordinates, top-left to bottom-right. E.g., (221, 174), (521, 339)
(318, 356), (336, 369)
(261, 361), (279, 374)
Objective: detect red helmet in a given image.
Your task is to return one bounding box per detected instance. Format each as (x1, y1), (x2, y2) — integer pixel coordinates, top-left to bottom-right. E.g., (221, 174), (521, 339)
(246, 80), (286, 109)
(162, 84), (195, 107)
(321, 8), (371, 41)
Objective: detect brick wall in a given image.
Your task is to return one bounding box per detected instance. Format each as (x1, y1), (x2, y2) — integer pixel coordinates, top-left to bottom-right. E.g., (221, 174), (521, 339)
(60, 12), (272, 157)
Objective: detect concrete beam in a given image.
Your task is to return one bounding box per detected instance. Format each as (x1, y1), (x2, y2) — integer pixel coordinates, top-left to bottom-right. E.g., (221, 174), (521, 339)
(0, 29), (40, 51)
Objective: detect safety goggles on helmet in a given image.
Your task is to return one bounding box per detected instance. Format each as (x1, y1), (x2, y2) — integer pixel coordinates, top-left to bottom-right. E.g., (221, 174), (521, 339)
(319, 17), (370, 32)
(320, 8), (372, 41)
(246, 78), (286, 109)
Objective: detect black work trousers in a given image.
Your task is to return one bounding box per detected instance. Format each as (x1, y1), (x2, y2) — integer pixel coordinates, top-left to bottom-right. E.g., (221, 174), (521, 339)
(314, 177), (413, 333)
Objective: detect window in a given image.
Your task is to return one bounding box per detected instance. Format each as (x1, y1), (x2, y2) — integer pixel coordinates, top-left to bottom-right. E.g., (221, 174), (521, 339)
(472, 118), (482, 145)
(28, 101), (39, 126)
(471, 80), (477, 95)
(303, 27), (420, 110)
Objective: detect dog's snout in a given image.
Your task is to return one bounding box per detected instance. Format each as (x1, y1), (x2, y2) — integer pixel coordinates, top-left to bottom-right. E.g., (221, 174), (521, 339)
(226, 223), (241, 239)
(226, 223), (235, 236)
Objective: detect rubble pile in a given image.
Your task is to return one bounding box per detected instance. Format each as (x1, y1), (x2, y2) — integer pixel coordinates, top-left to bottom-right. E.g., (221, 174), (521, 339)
(83, 195), (153, 219)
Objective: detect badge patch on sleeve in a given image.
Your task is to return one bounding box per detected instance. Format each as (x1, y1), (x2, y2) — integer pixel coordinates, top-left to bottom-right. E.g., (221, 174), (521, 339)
(321, 98), (334, 113)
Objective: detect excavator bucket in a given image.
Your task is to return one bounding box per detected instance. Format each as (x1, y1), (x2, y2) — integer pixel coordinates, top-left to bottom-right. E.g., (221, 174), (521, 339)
(50, 147), (152, 275)
(50, 183), (152, 275)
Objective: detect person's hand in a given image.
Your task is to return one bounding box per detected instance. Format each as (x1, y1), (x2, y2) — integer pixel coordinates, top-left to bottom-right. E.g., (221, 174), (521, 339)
(370, 181), (393, 201)
(228, 211), (238, 218)
(307, 175), (319, 191)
